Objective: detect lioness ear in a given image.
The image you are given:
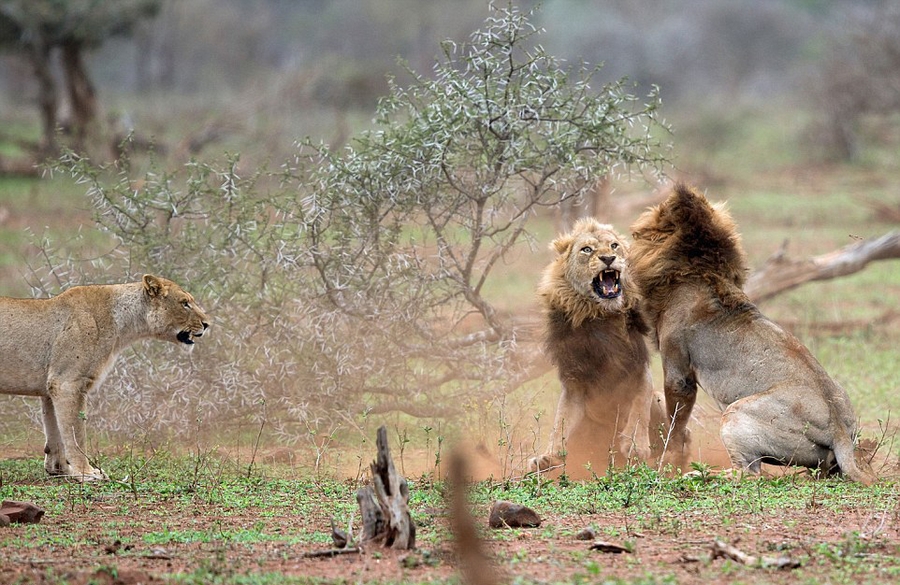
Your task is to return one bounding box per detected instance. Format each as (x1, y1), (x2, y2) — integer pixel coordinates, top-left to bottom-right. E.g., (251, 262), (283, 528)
(551, 234), (574, 255)
(142, 274), (164, 298)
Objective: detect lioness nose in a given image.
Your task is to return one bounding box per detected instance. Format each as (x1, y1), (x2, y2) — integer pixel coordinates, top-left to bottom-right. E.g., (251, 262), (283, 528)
(599, 255), (616, 266)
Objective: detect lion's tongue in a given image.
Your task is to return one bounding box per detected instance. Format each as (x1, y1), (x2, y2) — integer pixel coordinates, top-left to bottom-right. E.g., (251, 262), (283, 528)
(600, 271), (618, 295)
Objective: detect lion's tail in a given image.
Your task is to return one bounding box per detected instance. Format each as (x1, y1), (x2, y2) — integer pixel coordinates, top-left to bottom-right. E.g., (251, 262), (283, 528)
(833, 428), (877, 486)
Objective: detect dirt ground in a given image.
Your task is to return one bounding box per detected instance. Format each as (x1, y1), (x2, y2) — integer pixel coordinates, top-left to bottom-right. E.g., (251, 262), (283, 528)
(1, 471), (898, 585)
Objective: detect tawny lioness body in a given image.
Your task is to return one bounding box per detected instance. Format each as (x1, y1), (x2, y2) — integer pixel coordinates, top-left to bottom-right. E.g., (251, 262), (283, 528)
(0, 275), (209, 480)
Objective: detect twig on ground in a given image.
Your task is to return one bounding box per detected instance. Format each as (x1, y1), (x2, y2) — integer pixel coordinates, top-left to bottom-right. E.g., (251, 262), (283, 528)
(711, 539), (800, 570)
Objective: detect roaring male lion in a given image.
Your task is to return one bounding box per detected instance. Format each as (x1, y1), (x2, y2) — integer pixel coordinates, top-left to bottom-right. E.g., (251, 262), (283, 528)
(0, 275), (209, 480)
(629, 184), (876, 484)
(529, 218), (662, 476)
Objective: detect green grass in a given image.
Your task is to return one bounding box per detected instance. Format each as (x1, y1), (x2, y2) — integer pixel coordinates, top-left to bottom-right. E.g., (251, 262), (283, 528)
(1, 454), (898, 584)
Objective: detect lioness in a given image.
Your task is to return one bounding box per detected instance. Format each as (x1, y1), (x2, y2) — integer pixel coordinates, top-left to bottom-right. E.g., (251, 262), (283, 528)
(529, 218), (661, 476)
(629, 184), (876, 484)
(0, 274), (209, 480)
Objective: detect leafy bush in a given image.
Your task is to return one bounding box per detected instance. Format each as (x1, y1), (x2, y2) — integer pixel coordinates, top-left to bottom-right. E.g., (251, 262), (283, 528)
(27, 6), (669, 448)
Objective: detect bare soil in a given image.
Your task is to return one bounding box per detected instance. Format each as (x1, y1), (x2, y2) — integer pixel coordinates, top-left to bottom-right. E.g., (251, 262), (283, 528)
(1, 471), (898, 585)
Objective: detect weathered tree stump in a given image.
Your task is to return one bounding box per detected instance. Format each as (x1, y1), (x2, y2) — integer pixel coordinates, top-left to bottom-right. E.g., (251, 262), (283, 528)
(356, 426), (415, 549)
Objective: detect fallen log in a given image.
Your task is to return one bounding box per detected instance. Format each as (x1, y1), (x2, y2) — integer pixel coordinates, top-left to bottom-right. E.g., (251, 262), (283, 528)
(745, 231), (900, 303)
(356, 425), (415, 549)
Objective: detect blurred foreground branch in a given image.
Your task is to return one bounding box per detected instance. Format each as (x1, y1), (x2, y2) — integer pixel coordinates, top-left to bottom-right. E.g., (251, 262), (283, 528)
(746, 231), (900, 302)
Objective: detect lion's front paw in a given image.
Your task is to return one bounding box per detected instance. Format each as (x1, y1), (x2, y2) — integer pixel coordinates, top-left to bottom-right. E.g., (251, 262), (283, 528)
(528, 453), (563, 473)
(46, 459), (107, 482)
(69, 467), (107, 482)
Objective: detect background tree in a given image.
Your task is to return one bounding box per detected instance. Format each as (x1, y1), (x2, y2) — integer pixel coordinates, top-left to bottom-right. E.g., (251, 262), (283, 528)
(810, 3), (900, 161)
(36, 6), (668, 445)
(0, 0), (160, 154)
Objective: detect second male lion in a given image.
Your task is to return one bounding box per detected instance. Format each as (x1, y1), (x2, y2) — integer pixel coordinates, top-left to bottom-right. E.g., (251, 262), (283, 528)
(0, 275), (209, 481)
(529, 218), (661, 475)
(629, 184), (876, 484)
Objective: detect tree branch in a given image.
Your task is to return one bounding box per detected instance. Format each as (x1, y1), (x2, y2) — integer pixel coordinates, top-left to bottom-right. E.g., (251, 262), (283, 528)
(745, 231), (900, 303)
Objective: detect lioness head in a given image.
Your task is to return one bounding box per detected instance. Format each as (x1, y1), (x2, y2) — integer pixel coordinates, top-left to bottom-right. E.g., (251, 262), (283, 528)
(539, 218), (634, 327)
(142, 274), (210, 346)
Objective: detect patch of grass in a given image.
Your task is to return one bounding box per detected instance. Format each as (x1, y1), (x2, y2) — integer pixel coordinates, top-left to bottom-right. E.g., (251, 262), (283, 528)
(1, 452), (898, 584)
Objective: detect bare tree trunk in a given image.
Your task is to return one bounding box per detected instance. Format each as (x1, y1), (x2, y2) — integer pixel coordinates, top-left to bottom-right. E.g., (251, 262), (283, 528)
(28, 39), (58, 157)
(61, 40), (98, 151)
(746, 231), (900, 303)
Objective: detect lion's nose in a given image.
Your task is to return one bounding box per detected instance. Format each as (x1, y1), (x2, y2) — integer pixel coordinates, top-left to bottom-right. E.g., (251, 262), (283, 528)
(599, 255), (616, 267)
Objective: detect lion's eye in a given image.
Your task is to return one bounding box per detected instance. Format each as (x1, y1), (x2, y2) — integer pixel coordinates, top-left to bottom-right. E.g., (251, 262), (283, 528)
(580, 246), (593, 254)
(611, 242), (619, 250)
(182, 300), (191, 309)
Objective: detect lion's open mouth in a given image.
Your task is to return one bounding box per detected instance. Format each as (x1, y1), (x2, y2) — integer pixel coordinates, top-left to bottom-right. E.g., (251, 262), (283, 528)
(592, 270), (622, 300)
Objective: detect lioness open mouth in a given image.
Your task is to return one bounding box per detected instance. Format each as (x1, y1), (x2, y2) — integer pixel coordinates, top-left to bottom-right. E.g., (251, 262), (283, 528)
(177, 330), (200, 345)
(592, 269), (622, 300)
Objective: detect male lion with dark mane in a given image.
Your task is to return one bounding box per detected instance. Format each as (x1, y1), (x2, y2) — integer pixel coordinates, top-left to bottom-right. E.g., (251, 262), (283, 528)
(0, 275), (209, 481)
(629, 184), (876, 484)
(529, 218), (662, 476)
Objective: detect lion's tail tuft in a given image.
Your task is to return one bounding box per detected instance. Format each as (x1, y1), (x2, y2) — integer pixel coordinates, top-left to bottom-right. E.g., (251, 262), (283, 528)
(833, 429), (877, 486)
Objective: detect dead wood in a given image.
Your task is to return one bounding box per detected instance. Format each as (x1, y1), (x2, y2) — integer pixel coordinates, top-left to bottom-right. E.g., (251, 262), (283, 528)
(711, 539), (800, 570)
(356, 425), (415, 550)
(301, 547), (361, 559)
(745, 231), (900, 303)
(589, 541), (632, 554)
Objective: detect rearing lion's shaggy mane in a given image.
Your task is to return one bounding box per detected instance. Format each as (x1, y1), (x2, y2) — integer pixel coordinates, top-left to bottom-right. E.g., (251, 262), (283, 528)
(629, 183), (754, 333)
(628, 184), (875, 484)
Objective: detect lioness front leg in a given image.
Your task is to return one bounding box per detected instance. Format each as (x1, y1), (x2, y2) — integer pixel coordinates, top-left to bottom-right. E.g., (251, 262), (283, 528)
(48, 378), (104, 480)
(41, 395), (66, 475)
(529, 384), (584, 473)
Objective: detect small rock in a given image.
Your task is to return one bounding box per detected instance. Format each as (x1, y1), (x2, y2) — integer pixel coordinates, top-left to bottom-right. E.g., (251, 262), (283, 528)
(0, 514), (9, 528)
(575, 527), (597, 540)
(0, 501), (44, 524)
(488, 500), (541, 529)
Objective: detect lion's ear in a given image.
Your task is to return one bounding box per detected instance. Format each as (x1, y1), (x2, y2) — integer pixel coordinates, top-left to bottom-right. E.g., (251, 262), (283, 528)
(142, 274), (165, 298)
(551, 234), (574, 256)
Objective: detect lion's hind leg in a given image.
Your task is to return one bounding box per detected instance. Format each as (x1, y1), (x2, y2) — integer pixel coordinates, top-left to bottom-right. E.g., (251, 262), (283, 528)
(720, 394), (832, 476)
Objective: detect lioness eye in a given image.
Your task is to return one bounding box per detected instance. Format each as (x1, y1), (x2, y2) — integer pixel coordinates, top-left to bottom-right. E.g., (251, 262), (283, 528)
(611, 242), (619, 250)
(182, 301), (191, 309)
(580, 246), (592, 254)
